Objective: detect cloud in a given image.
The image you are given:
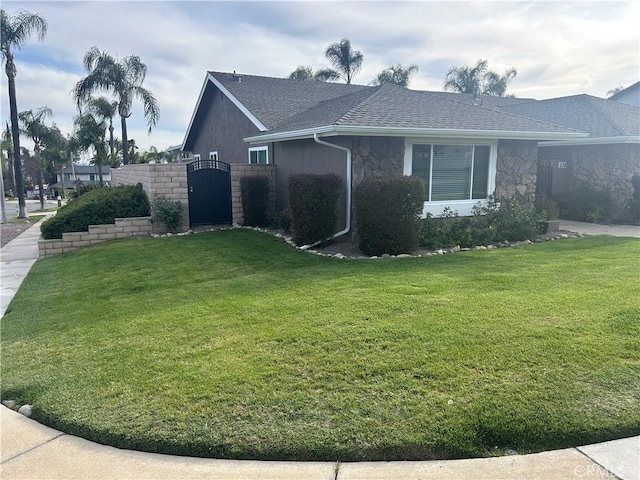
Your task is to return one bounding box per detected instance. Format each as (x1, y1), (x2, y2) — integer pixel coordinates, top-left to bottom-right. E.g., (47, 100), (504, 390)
(2, 0), (638, 152)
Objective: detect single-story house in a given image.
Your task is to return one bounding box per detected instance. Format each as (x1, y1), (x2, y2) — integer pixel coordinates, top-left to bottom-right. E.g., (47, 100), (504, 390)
(49, 165), (111, 193)
(498, 94), (640, 219)
(182, 71), (590, 236)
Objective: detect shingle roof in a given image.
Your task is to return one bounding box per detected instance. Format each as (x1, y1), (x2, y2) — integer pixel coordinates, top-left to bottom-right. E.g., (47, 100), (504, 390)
(62, 165), (110, 174)
(209, 71), (368, 130)
(264, 83), (583, 136)
(498, 94), (640, 138)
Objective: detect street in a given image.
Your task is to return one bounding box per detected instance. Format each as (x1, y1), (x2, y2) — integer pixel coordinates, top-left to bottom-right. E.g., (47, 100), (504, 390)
(2, 199), (59, 221)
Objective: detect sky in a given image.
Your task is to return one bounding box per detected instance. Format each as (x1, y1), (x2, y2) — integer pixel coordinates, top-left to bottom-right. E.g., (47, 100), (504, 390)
(2, 0), (639, 155)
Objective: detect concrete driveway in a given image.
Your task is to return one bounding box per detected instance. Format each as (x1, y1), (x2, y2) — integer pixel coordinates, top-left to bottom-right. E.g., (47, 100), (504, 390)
(559, 220), (640, 238)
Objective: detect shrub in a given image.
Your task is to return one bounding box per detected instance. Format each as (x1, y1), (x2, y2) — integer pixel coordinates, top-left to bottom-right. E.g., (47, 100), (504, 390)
(555, 182), (613, 223)
(41, 184), (150, 239)
(240, 176), (270, 227)
(152, 196), (184, 233)
(354, 175), (425, 256)
(480, 196), (541, 242)
(289, 173), (342, 246)
(534, 194), (559, 220)
(276, 209), (292, 233)
(419, 196), (541, 249)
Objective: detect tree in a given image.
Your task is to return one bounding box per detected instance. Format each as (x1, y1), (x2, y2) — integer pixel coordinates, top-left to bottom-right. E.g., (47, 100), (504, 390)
(372, 64), (418, 87)
(1, 8), (48, 217)
(316, 38), (363, 84)
(19, 106), (52, 210)
(606, 86), (624, 97)
(73, 46), (159, 165)
(73, 113), (107, 184)
(41, 124), (69, 196)
(288, 65), (315, 81)
(444, 59), (517, 97)
(1, 122), (15, 196)
(84, 96), (118, 156)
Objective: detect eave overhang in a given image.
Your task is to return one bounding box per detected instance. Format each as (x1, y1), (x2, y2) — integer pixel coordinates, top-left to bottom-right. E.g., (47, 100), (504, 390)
(538, 136), (640, 147)
(244, 125), (589, 144)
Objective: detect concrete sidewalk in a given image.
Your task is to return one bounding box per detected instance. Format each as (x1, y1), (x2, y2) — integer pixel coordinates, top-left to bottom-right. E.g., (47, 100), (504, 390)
(1, 220), (638, 479)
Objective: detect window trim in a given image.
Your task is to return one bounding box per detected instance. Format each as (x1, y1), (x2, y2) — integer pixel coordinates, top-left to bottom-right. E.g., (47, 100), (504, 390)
(209, 151), (218, 161)
(193, 153), (201, 161)
(403, 138), (497, 216)
(248, 146), (269, 164)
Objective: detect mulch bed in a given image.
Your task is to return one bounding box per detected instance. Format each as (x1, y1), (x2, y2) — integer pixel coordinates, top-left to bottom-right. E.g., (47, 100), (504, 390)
(0, 223), (36, 248)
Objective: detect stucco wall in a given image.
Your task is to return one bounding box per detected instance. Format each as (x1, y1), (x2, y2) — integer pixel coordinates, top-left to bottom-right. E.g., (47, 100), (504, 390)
(111, 164), (190, 233)
(494, 140), (538, 202)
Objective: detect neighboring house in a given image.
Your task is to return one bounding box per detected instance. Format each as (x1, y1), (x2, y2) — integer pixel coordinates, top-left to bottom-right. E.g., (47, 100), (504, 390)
(499, 94), (640, 218)
(49, 165), (111, 193)
(609, 81), (640, 107)
(182, 71), (584, 236)
(165, 144), (193, 163)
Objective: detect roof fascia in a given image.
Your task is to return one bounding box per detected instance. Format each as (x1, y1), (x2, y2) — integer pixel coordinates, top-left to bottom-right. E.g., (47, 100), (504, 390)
(208, 74), (267, 132)
(181, 73), (268, 151)
(538, 136), (640, 147)
(244, 125), (588, 144)
(181, 73), (210, 151)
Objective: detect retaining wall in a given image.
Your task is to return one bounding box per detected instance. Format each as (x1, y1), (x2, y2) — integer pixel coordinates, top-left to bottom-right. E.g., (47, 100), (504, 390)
(39, 217), (152, 259)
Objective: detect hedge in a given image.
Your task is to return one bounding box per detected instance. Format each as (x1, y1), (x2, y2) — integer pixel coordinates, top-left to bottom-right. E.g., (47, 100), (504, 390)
(289, 173), (342, 246)
(41, 184), (150, 240)
(354, 175), (425, 256)
(240, 176), (270, 227)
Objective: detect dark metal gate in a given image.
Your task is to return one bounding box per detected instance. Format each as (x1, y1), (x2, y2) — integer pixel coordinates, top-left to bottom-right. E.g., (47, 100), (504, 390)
(536, 160), (552, 197)
(187, 159), (232, 227)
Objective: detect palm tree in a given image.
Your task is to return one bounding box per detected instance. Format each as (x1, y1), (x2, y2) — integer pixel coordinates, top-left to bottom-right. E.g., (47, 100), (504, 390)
(372, 64), (419, 87)
(19, 106), (52, 210)
(444, 59), (517, 97)
(84, 96), (118, 156)
(1, 8), (47, 217)
(73, 46), (159, 165)
(316, 38), (363, 84)
(40, 124), (68, 198)
(73, 113), (107, 184)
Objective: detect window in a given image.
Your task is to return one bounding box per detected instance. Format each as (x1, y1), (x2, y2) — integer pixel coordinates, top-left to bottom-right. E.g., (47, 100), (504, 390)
(249, 146), (268, 164)
(89, 174), (96, 182)
(193, 154), (201, 161)
(209, 151), (218, 161)
(410, 143), (493, 202)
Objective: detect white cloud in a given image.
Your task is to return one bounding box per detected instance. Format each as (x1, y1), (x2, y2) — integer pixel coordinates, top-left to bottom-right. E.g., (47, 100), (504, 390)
(2, 0), (638, 152)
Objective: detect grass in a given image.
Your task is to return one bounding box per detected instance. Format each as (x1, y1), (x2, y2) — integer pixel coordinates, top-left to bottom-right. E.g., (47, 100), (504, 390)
(1, 230), (639, 461)
(8, 214), (46, 224)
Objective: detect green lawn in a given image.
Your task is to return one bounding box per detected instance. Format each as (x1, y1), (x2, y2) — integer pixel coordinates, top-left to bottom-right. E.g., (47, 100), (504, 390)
(1, 230), (639, 461)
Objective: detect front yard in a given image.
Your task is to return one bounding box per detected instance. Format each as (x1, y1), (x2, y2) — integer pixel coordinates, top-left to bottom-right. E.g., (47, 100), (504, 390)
(1, 230), (639, 460)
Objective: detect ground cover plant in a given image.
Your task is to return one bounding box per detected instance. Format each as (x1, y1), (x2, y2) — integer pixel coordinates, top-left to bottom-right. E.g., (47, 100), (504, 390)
(1, 230), (639, 461)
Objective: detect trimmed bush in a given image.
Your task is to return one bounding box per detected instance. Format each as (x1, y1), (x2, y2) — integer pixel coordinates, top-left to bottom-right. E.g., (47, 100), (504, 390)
(240, 176), (270, 227)
(152, 196), (184, 233)
(354, 175), (425, 256)
(289, 173), (342, 246)
(41, 184), (150, 239)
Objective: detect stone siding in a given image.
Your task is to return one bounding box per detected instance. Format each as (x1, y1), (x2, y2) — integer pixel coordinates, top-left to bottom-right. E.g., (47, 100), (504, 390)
(39, 217), (152, 259)
(351, 136), (405, 185)
(495, 140), (538, 202)
(111, 164), (189, 233)
(570, 144), (639, 217)
(230, 164), (276, 225)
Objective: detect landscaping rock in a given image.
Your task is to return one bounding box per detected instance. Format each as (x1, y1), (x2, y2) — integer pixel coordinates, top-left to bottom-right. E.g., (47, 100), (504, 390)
(2, 400), (16, 409)
(382, 253), (391, 258)
(18, 404), (33, 417)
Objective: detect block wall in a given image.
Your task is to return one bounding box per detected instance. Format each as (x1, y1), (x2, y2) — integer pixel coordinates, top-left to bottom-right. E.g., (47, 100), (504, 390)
(39, 217), (152, 259)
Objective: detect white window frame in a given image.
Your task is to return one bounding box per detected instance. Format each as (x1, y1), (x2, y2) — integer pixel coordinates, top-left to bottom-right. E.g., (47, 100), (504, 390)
(193, 153), (201, 161)
(248, 146), (269, 164)
(209, 151), (218, 161)
(403, 138), (497, 216)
